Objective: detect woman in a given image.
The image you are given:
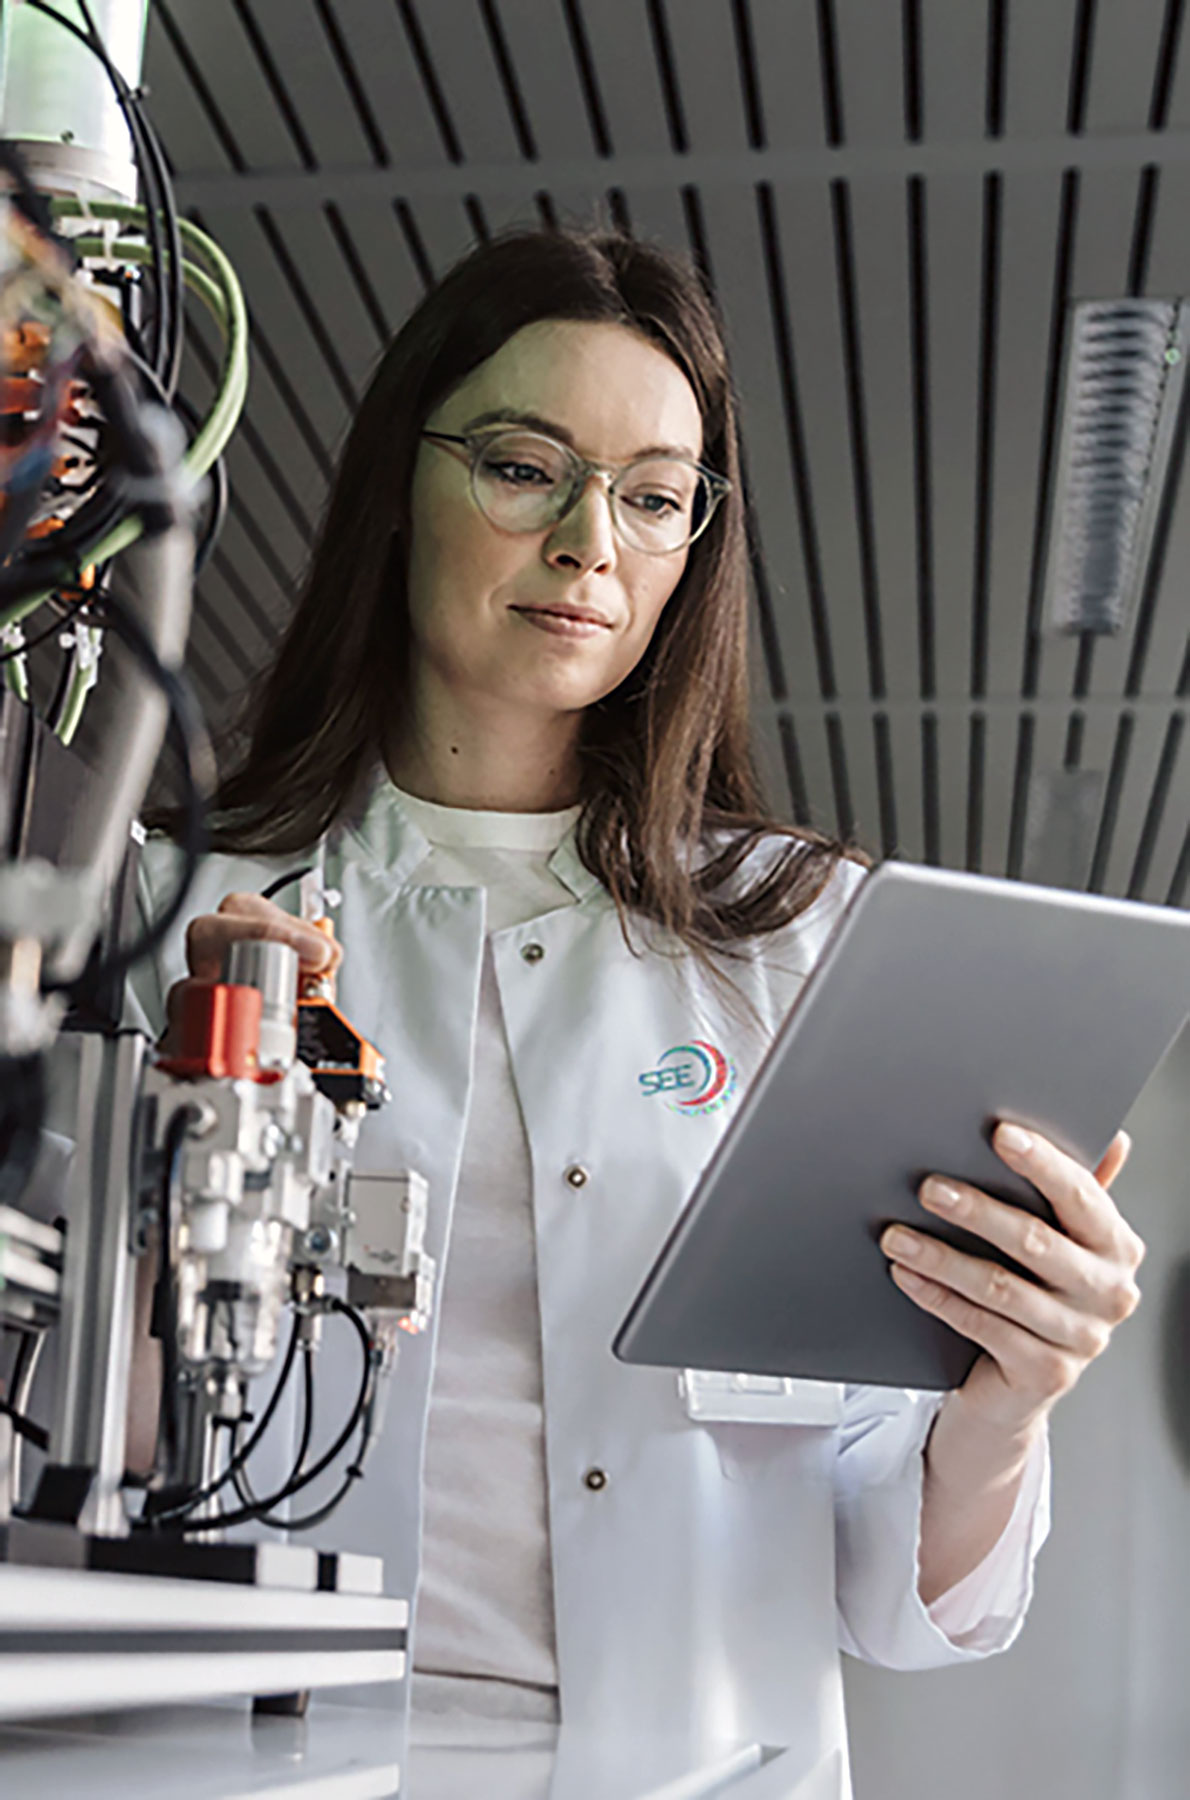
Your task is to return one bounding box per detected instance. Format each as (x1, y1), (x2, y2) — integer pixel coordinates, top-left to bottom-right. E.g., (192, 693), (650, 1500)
(133, 226), (1144, 1795)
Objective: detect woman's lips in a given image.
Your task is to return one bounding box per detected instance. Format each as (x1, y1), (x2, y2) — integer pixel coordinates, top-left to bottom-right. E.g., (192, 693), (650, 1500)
(512, 607), (611, 639)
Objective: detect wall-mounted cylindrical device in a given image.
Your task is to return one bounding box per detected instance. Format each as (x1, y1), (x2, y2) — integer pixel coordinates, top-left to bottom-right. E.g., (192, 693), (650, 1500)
(0, 0), (149, 202)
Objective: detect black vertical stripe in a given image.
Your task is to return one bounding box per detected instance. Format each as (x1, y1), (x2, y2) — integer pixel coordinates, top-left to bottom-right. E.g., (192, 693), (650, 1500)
(479, 0), (538, 161)
(644, 0), (689, 154)
(560, 0), (614, 157)
(830, 180), (886, 699)
(825, 712), (855, 842)
(1177, 629), (1190, 695)
(1021, 169), (1080, 698)
(1166, 820), (1190, 906)
(229, 0), (317, 169)
(1071, 633), (1095, 700)
(1064, 709), (1085, 769)
(1128, 166), (1161, 297)
(606, 188), (633, 235)
(1149, 0), (1187, 128)
(153, 1), (247, 172)
(1005, 711), (1035, 879)
(209, 544), (284, 650)
(873, 712), (899, 858)
(463, 195), (491, 243)
(731, 0), (767, 150)
(1066, 0), (1099, 135)
(903, 0), (923, 143)
(312, 0), (390, 166)
(1087, 711), (1135, 891)
(1127, 712), (1184, 898)
(971, 173), (1001, 701)
(535, 191), (560, 232)
(816, 0), (845, 146)
(966, 712), (986, 871)
(986, 0), (1008, 138)
(777, 711), (811, 824)
(1126, 382), (1190, 698)
(397, 0), (464, 165)
(254, 206), (358, 411)
(922, 712), (940, 864)
(755, 183), (838, 701)
(193, 576), (262, 679)
(184, 328), (316, 539)
(907, 177), (934, 699)
(392, 200), (435, 291)
(323, 202), (392, 344)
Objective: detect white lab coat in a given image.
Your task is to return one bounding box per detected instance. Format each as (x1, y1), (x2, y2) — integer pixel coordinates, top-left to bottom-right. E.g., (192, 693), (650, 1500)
(131, 772), (1050, 1798)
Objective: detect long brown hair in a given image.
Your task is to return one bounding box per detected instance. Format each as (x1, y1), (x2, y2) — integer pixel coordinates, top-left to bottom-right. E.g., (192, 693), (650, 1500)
(179, 224), (869, 968)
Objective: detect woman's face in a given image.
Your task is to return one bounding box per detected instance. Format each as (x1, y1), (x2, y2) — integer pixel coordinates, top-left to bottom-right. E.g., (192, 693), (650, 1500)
(401, 318), (705, 725)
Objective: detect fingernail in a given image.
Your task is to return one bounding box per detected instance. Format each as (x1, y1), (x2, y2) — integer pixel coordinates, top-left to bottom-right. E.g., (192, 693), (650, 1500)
(884, 1227), (920, 1258)
(998, 1124), (1033, 1156)
(923, 1178), (962, 1209)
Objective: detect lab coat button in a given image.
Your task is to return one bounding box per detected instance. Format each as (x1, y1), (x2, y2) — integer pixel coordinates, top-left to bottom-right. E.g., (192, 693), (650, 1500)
(583, 1468), (608, 1492)
(564, 1164), (589, 1189)
(521, 942), (545, 964)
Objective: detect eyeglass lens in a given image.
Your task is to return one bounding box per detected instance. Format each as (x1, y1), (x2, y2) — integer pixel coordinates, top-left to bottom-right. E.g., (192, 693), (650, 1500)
(472, 430), (711, 552)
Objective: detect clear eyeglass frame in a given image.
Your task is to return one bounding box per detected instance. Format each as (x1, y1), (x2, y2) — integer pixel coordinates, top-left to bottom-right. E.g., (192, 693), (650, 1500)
(420, 424), (731, 554)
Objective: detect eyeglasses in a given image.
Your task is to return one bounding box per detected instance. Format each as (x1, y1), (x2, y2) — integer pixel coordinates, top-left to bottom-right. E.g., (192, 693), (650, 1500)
(420, 424), (730, 555)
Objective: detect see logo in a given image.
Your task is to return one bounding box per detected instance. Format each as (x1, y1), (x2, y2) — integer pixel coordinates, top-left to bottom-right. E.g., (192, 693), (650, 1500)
(639, 1040), (738, 1116)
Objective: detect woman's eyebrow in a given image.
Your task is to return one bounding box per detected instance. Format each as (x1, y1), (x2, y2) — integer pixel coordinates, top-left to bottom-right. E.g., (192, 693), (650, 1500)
(461, 407), (700, 463)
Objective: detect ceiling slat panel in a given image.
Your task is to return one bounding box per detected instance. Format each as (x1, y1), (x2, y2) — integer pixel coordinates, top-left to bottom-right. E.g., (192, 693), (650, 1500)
(1133, 717), (1189, 900)
(771, 181), (870, 702)
(571, 0), (673, 156)
(329, 198), (433, 339)
(409, 0), (526, 164)
(1160, 0), (1190, 125)
(488, 2), (603, 160)
(933, 710), (971, 870)
(1101, 707), (1183, 896)
(241, 0), (381, 168)
(920, 0), (989, 142)
(328, 0), (451, 167)
(143, 10), (240, 173)
(831, 1), (908, 146)
(773, 707), (843, 841)
(203, 206), (353, 452)
(1083, 0), (1169, 130)
(264, 209), (389, 393)
(165, 2), (306, 170)
(748, 691), (796, 822)
(982, 173), (1068, 701)
(840, 712), (886, 859)
(980, 707), (1023, 877)
(846, 177), (920, 703)
(399, 196), (487, 285)
(884, 710), (926, 862)
(1002, 0), (1083, 137)
(921, 173), (984, 706)
(648, 1), (750, 155)
(747, 1), (828, 151)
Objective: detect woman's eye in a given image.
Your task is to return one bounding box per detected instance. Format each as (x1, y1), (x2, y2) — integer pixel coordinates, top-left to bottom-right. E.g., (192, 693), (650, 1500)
(627, 491), (682, 515)
(492, 459), (553, 486)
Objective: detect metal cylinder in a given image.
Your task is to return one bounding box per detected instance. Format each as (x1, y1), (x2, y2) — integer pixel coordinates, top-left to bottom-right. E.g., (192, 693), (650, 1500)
(223, 938), (299, 1072)
(0, 0), (149, 202)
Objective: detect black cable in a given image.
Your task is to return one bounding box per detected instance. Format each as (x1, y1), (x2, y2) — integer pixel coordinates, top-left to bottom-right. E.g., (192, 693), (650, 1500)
(182, 1299), (375, 1533)
(0, 1394), (49, 1453)
(150, 1103), (198, 1472)
(138, 1310), (303, 1529)
(260, 867), (314, 902)
(42, 581), (212, 999)
(230, 1338), (315, 1517)
(0, 591), (92, 663)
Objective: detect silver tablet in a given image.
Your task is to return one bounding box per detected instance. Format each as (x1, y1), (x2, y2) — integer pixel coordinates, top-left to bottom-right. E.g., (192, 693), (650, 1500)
(613, 862), (1190, 1390)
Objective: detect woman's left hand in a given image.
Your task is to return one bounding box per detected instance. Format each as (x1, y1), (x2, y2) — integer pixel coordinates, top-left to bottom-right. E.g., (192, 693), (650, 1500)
(879, 1122), (1147, 1436)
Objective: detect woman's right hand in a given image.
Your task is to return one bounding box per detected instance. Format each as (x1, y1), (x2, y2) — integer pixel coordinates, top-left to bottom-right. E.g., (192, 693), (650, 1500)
(161, 891), (344, 1049)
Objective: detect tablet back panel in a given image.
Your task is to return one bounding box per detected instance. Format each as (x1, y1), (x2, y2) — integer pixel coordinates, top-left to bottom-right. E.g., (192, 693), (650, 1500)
(613, 863), (1190, 1389)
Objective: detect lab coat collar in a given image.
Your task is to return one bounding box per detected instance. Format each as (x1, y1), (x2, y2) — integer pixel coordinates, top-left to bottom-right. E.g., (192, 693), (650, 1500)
(337, 762), (605, 905)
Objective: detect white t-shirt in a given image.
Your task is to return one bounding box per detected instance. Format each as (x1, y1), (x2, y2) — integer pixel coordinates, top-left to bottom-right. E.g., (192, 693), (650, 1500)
(393, 785), (581, 1720)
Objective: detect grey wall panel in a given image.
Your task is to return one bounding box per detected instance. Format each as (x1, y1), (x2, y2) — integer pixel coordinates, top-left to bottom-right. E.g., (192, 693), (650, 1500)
(1160, 0), (1190, 127)
(833, 709), (884, 857)
(1133, 720), (1189, 901)
(846, 176), (920, 703)
(1002, 0), (1084, 138)
(409, 1), (528, 164)
(1097, 707), (1175, 897)
(574, 0), (676, 157)
(976, 706), (1020, 876)
(747, 0), (829, 153)
(331, 196), (432, 334)
(830, 0), (907, 146)
(162, 2), (307, 170)
(265, 208), (390, 390)
(920, 0), (990, 143)
(921, 173), (984, 707)
(883, 709), (926, 862)
(933, 708), (971, 870)
(143, 8), (241, 173)
(237, 0), (384, 169)
(772, 180), (872, 700)
(333, 0), (456, 168)
(649, 0), (751, 156)
(493, 0), (609, 160)
(982, 172), (1068, 702)
(1083, 0), (1171, 131)
(399, 194), (484, 284)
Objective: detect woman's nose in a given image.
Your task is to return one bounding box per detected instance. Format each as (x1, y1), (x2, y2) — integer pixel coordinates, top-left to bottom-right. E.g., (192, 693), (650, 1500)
(545, 471), (618, 569)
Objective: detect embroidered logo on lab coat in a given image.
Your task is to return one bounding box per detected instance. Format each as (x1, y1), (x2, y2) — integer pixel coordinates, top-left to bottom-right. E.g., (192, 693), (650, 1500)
(638, 1040), (738, 1115)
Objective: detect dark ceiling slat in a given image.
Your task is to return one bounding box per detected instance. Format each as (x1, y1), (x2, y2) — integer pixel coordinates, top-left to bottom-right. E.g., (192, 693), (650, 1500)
(966, 712), (986, 872)
(971, 174), (1002, 702)
(872, 712), (900, 860)
(409, 0), (524, 164)
(1128, 711), (1185, 896)
(322, 203), (392, 345)
(259, 209), (389, 392)
(917, 1), (989, 143)
(987, 0), (1008, 137)
(312, 0), (391, 166)
(395, 0), (463, 165)
(162, 0), (303, 171)
(559, 0), (613, 158)
(1150, 0), (1189, 127)
(903, 0), (923, 144)
(745, 2), (827, 151)
(776, 712), (811, 826)
(831, 1), (907, 147)
(254, 207), (358, 411)
(731, 0), (765, 152)
(322, 198), (429, 328)
(393, 199), (436, 291)
(1083, 0), (1171, 131)
(478, 0), (537, 162)
(1167, 821), (1190, 905)
(184, 325), (317, 546)
(1002, 0), (1083, 137)
(144, 1), (244, 174)
(1087, 709), (1135, 890)
(644, 0), (689, 155)
(646, 1), (752, 158)
(229, 0), (317, 169)
(490, 1), (608, 163)
(816, 0), (845, 147)
(1066, 0), (1101, 135)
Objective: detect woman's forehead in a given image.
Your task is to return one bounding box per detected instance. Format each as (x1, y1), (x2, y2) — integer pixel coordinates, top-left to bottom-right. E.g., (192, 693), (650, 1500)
(444, 318), (704, 463)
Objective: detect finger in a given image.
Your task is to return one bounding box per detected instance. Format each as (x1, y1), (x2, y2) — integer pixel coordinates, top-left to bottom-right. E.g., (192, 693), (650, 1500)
(993, 1122), (1140, 1264)
(881, 1224), (1123, 1353)
(184, 895), (339, 982)
(915, 1177), (1138, 1322)
(889, 1264), (1084, 1404)
(1094, 1129), (1132, 1191)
